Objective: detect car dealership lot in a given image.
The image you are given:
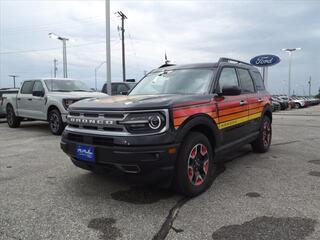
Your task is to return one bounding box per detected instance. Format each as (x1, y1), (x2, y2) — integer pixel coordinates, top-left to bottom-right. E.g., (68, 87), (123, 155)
(1, 106), (320, 240)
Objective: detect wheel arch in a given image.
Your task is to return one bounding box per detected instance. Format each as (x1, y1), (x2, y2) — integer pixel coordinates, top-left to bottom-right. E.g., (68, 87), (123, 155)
(175, 113), (221, 151)
(262, 104), (272, 123)
(47, 105), (61, 121)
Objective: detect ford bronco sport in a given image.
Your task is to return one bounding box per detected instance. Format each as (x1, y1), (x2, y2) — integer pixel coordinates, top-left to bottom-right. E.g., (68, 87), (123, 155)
(60, 58), (272, 196)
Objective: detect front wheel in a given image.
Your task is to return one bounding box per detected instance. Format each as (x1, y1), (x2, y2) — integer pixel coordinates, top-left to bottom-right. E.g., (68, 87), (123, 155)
(6, 105), (21, 128)
(173, 132), (216, 197)
(251, 115), (272, 153)
(48, 109), (64, 135)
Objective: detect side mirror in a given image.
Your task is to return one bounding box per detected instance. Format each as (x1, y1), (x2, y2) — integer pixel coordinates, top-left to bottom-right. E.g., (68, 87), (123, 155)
(120, 91), (128, 95)
(222, 86), (241, 96)
(32, 90), (44, 97)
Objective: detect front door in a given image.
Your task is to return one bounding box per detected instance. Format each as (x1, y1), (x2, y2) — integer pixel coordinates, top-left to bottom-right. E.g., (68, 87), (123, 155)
(215, 67), (249, 144)
(30, 80), (46, 120)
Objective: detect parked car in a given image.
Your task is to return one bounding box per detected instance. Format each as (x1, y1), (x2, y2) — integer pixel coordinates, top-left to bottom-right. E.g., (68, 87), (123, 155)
(4, 78), (107, 135)
(291, 97), (306, 108)
(102, 82), (136, 95)
(61, 58), (272, 196)
(272, 96), (288, 110)
(271, 98), (281, 112)
(0, 88), (19, 118)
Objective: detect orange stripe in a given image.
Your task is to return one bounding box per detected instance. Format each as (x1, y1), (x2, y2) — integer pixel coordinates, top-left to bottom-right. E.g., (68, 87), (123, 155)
(248, 102), (264, 109)
(219, 105), (247, 116)
(174, 111), (218, 127)
(249, 107), (263, 115)
(219, 110), (248, 123)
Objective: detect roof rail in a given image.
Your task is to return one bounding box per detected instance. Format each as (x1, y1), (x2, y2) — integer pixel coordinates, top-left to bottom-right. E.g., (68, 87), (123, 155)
(218, 57), (252, 66)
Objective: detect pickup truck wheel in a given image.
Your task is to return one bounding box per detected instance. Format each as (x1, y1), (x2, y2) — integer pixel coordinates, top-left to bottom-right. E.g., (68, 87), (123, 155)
(251, 115), (272, 153)
(48, 109), (64, 135)
(6, 105), (21, 128)
(173, 132), (215, 197)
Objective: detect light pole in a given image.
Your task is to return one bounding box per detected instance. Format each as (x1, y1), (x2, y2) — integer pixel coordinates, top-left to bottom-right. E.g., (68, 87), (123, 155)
(95, 61), (106, 91)
(282, 48), (301, 97)
(49, 33), (69, 78)
(9, 75), (18, 88)
(105, 0), (112, 95)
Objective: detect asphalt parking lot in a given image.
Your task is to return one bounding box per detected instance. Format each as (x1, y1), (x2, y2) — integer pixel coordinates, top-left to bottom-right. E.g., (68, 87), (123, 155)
(1, 106), (320, 240)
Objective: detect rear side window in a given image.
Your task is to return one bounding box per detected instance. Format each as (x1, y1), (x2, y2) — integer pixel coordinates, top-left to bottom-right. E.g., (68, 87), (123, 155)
(21, 81), (34, 94)
(237, 69), (255, 93)
(218, 68), (239, 92)
(251, 71), (265, 91)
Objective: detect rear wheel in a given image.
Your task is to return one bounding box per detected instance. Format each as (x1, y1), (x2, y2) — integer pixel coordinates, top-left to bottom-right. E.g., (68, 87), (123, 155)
(6, 105), (21, 128)
(251, 115), (272, 153)
(294, 103), (301, 109)
(48, 109), (64, 135)
(173, 132), (215, 197)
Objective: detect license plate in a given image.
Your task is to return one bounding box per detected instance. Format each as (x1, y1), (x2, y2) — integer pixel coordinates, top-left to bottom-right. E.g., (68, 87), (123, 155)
(76, 144), (95, 162)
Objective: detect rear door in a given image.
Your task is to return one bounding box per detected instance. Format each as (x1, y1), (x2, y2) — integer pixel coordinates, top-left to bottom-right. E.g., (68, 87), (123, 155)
(18, 81), (35, 117)
(30, 80), (46, 120)
(216, 67), (249, 144)
(237, 68), (261, 133)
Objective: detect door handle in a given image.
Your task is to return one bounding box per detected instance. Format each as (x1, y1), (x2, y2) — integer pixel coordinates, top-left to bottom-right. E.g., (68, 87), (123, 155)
(240, 100), (248, 106)
(17, 98), (21, 101)
(258, 98), (263, 102)
(28, 98), (32, 101)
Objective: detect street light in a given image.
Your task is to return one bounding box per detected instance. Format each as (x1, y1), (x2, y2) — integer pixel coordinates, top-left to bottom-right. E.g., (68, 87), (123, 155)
(49, 33), (69, 78)
(282, 48), (301, 97)
(94, 61), (106, 91)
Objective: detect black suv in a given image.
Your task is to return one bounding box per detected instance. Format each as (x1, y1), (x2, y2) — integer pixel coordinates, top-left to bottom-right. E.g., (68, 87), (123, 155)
(61, 58), (272, 196)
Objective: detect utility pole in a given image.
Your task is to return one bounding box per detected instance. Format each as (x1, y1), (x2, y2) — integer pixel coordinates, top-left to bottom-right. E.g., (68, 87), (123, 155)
(105, 0), (112, 95)
(116, 11), (127, 82)
(9, 75), (18, 88)
(53, 59), (58, 78)
(308, 76), (311, 96)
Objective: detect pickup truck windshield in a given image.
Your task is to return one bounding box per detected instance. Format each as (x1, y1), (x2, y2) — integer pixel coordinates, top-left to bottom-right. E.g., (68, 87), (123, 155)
(44, 80), (92, 92)
(129, 68), (215, 95)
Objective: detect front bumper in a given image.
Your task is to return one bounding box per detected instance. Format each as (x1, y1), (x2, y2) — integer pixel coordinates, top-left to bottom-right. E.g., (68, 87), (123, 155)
(60, 131), (179, 180)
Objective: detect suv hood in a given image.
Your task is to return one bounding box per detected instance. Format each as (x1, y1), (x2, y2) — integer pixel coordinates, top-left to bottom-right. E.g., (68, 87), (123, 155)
(48, 91), (107, 99)
(69, 94), (213, 111)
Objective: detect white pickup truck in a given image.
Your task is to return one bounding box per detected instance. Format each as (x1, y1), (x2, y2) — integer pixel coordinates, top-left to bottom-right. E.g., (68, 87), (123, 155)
(4, 78), (107, 135)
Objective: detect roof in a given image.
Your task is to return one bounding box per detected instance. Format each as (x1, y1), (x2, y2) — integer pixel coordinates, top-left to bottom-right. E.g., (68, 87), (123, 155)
(154, 58), (258, 72)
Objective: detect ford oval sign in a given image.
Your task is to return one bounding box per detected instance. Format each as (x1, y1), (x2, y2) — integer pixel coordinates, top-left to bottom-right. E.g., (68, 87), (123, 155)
(250, 55), (281, 67)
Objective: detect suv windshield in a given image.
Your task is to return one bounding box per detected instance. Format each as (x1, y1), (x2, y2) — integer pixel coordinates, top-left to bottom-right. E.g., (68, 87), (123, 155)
(129, 68), (215, 95)
(44, 80), (92, 92)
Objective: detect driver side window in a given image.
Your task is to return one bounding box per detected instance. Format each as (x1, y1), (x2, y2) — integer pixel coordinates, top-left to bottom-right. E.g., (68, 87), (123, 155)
(33, 81), (44, 93)
(218, 68), (239, 92)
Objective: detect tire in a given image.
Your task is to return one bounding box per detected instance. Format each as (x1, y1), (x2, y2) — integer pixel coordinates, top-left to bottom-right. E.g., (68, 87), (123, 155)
(48, 109), (64, 135)
(294, 103), (301, 109)
(251, 115), (272, 153)
(6, 105), (21, 128)
(173, 131), (216, 197)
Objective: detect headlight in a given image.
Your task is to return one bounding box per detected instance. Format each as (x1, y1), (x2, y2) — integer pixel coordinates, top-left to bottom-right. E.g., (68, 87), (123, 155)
(63, 99), (78, 110)
(121, 112), (166, 133)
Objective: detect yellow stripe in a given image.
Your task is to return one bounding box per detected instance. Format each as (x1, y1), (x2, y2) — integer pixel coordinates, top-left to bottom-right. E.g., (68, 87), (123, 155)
(218, 112), (261, 129)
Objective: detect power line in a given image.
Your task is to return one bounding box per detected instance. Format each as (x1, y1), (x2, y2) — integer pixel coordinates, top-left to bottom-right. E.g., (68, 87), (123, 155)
(0, 39), (119, 55)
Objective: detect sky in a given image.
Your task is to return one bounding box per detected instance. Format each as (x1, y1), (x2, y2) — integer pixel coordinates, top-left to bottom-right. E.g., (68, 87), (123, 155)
(0, 0), (320, 95)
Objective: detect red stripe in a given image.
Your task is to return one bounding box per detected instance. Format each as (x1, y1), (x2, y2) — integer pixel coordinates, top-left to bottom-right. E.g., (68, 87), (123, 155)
(173, 105), (215, 118)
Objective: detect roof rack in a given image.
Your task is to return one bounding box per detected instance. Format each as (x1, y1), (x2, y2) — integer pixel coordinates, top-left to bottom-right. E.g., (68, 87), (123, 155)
(218, 57), (252, 66)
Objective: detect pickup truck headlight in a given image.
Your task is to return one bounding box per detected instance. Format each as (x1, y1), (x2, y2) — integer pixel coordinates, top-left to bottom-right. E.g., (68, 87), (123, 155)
(63, 99), (78, 110)
(121, 112), (166, 133)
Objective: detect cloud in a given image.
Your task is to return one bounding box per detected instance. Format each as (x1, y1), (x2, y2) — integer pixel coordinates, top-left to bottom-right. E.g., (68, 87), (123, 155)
(0, 0), (319, 95)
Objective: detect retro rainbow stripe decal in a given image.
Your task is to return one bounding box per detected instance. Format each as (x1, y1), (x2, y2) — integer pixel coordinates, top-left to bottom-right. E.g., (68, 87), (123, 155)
(173, 97), (268, 130)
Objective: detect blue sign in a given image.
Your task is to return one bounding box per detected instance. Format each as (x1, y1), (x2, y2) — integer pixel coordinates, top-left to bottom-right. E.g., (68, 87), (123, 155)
(76, 144), (95, 162)
(250, 55), (281, 67)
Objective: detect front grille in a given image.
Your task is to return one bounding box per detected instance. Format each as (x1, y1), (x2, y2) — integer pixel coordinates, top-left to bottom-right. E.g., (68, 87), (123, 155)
(66, 133), (114, 146)
(67, 111), (126, 133)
